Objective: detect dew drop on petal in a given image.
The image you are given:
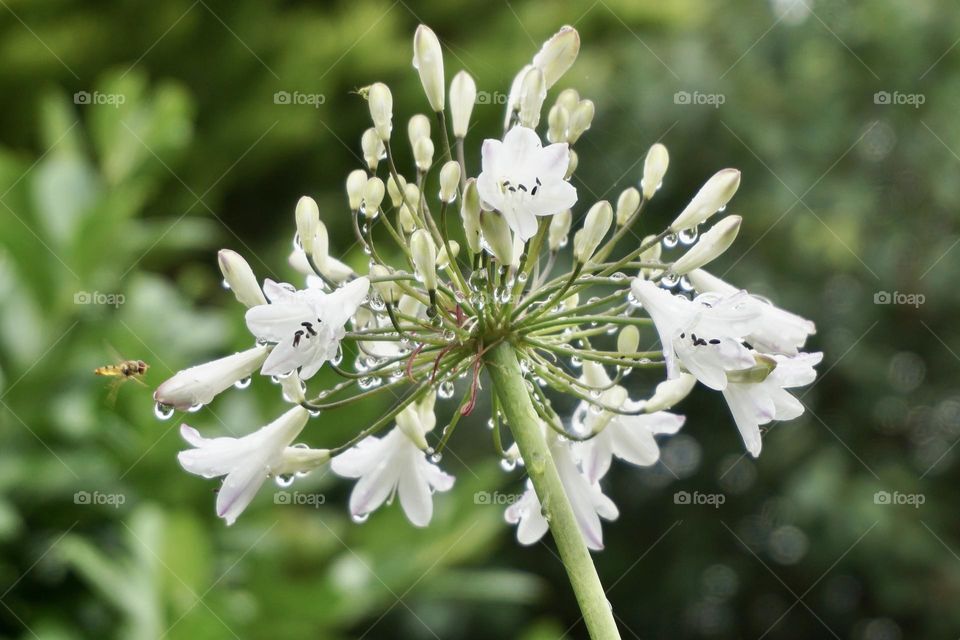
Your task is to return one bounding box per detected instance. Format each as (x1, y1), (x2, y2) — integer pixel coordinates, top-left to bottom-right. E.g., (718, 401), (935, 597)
(500, 458), (517, 472)
(275, 474), (295, 488)
(352, 512), (369, 524)
(234, 376), (252, 389)
(663, 233), (679, 249)
(154, 402), (174, 421)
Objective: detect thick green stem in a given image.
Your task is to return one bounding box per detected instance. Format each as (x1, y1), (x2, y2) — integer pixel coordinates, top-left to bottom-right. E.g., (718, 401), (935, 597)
(485, 342), (621, 640)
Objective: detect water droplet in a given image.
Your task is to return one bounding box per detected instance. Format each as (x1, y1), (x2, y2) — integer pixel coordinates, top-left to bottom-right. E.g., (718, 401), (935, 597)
(662, 233), (679, 249)
(221, 278), (231, 290)
(500, 458), (517, 472)
(154, 402), (174, 420)
(187, 403), (203, 413)
(351, 512), (369, 524)
(517, 272), (528, 283)
(429, 452), (443, 463)
(275, 474), (295, 488)
(661, 272), (680, 288)
(570, 356), (582, 368)
(292, 232), (302, 251)
(234, 376), (252, 389)
(679, 225), (699, 245)
(438, 381), (455, 399)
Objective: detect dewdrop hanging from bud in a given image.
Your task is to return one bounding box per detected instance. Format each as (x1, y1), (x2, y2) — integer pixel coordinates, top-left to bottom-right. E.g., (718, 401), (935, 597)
(346, 169), (367, 211)
(575, 200), (612, 264)
(670, 168), (741, 232)
(641, 143), (669, 200)
(532, 25), (580, 88)
(410, 229), (438, 292)
(615, 187), (641, 226)
(439, 161), (460, 203)
(370, 265), (401, 304)
(408, 114), (431, 149)
(362, 177), (385, 218)
(361, 128), (384, 172)
(549, 209), (572, 251)
(547, 104), (569, 144)
(460, 178), (482, 254)
(617, 326), (640, 355)
(218, 250), (266, 308)
(368, 82), (393, 141)
(518, 67), (546, 129)
(413, 25), (445, 112)
(295, 196), (320, 249)
(671, 215), (742, 275)
(567, 100), (594, 144)
(449, 71), (476, 138)
(480, 211), (514, 266)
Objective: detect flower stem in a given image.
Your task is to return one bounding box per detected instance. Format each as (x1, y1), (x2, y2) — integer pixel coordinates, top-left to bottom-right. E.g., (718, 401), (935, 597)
(485, 342), (621, 640)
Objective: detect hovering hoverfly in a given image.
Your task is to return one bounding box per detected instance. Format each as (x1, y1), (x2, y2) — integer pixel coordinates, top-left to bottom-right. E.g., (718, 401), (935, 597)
(95, 356), (149, 404)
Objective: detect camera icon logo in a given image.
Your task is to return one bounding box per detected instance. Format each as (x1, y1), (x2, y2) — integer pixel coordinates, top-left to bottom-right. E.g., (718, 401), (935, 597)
(74, 291), (92, 304)
(874, 490), (891, 505)
(274, 492), (291, 504)
(673, 490), (691, 505)
(874, 291), (891, 304)
(74, 490), (91, 504)
(674, 91), (691, 105)
(274, 91), (292, 105)
(874, 91), (891, 105)
(74, 91), (91, 105)
(474, 491), (491, 505)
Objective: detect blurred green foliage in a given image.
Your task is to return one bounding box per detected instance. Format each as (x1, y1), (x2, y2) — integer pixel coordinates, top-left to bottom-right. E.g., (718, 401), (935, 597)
(0, 0), (958, 638)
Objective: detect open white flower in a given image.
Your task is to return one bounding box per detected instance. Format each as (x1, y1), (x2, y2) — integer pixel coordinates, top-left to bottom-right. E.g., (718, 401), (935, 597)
(505, 433), (618, 550)
(155, 345), (269, 411)
(178, 406), (329, 525)
(331, 393), (454, 526)
(722, 351), (823, 457)
(246, 277), (369, 379)
(477, 126), (577, 241)
(630, 278), (762, 390)
(687, 268), (816, 356)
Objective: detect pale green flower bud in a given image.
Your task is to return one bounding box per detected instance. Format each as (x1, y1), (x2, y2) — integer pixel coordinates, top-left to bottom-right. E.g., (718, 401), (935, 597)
(218, 249), (266, 308)
(641, 143), (669, 199)
(295, 196), (320, 249)
(671, 215), (742, 275)
(370, 264), (401, 304)
(637, 234), (663, 280)
(437, 240), (460, 268)
(387, 173), (407, 207)
(582, 361), (611, 389)
(399, 184), (420, 232)
(275, 446), (330, 475)
(726, 354), (777, 384)
(408, 114), (431, 149)
(615, 187), (641, 226)
(414, 137), (434, 172)
(518, 67), (546, 129)
(346, 169), (367, 211)
(547, 104), (569, 144)
(480, 211), (514, 265)
(398, 294), (423, 318)
(460, 178), (482, 253)
(410, 229), (438, 290)
(567, 99), (594, 143)
(617, 325), (640, 355)
(575, 200), (613, 264)
(361, 127), (384, 172)
(562, 292), (579, 310)
(556, 88), (580, 112)
(644, 374), (696, 413)
(565, 149), (578, 179)
(413, 25), (445, 112)
(670, 168), (740, 232)
(504, 64), (532, 131)
(533, 26), (580, 88)
(368, 82), (393, 141)
(362, 177), (385, 217)
(450, 71), (476, 138)
(439, 161), (460, 203)
(548, 209), (572, 251)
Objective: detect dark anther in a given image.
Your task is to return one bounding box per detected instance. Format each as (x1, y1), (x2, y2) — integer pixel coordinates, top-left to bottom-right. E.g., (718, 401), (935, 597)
(535, 177), (542, 186)
(293, 330), (305, 347)
(709, 338), (721, 345)
(531, 185), (538, 195)
(301, 321), (317, 336)
(518, 184), (528, 192)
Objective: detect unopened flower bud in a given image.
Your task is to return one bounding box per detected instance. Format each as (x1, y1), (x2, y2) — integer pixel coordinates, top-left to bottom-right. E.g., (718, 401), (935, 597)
(155, 346), (269, 411)
(518, 67), (546, 129)
(449, 71), (476, 138)
(346, 169), (367, 211)
(671, 215), (742, 275)
(504, 64), (532, 131)
(399, 184), (420, 232)
(556, 88), (580, 112)
(548, 209), (572, 250)
(480, 211), (514, 265)
(438, 240), (460, 268)
(362, 177), (385, 216)
(361, 128), (384, 171)
(726, 354), (778, 384)
(460, 178), (483, 253)
(218, 249), (266, 308)
(617, 325), (640, 355)
(644, 373), (696, 413)
(582, 361), (611, 389)
(562, 292), (579, 310)
(410, 229), (438, 290)
(547, 104), (569, 144)
(399, 294), (423, 318)
(295, 196), (320, 249)
(368, 82), (393, 141)
(439, 161), (460, 203)
(641, 143), (669, 199)
(565, 150), (578, 179)
(414, 137), (434, 172)
(408, 114), (431, 149)
(637, 233), (663, 279)
(387, 174), (407, 207)
(413, 25), (445, 112)
(615, 187), (641, 226)
(567, 100), (594, 143)
(670, 168), (740, 232)
(575, 200), (613, 263)
(275, 445), (330, 475)
(370, 264), (401, 303)
(532, 26), (580, 88)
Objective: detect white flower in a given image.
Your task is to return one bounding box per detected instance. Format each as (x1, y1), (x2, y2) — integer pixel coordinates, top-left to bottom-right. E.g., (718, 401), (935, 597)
(178, 406), (328, 525)
(477, 126), (577, 241)
(687, 269), (816, 355)
(505, 434), (618, 550)
(245, 277), (369, 380)
(630, 278), (762, 390)
(154, 345), (269, 411)
(331, 393), (454, 526)
(721, 352), (823, 457)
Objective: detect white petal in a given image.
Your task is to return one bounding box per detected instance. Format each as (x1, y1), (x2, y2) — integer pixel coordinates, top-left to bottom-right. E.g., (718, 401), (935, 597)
(216, 461), (269, 525)
(526, 180), (577, 217)
(398, 460), (433, 527)
(535, 142), (571, 180)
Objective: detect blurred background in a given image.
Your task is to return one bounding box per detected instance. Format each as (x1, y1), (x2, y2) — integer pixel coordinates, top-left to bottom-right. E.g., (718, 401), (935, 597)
(0, 0), (956, 638)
